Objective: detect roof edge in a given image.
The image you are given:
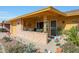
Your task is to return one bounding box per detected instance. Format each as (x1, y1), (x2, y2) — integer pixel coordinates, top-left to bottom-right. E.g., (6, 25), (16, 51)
(8, 6), (66, 22)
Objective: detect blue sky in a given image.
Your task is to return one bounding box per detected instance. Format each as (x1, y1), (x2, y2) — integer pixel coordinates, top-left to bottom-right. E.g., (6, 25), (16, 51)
(0, 6), (79, 22)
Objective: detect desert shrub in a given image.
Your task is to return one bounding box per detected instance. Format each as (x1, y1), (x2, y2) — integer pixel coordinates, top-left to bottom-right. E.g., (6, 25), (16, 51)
(61, 26), (79, 53)
(61, 42), (79, 53)
(7, 42), (26, 53)
(6, 42), (37, 53)
(65, 27), (79, 46)
(57, 27), (63, 35)
(2, 36), (12, 42)
(25, 43), (37, 53)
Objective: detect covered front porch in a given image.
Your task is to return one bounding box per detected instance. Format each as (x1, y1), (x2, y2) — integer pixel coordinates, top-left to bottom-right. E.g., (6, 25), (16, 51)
(22, 16), (52, 35)
(22, 11), (64, 37)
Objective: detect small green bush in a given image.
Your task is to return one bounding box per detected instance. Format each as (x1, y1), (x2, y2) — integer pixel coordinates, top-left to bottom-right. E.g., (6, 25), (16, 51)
(65, 26), (79, 46)
(2, 37), (12, 42)
(61, 26), (79, 53)
(57, 27), (63, 35)
(7, 42), (26, 53)
(61, 42), (79, 53)
(25, 43), (37, 53)
(6, 42), (37, 53)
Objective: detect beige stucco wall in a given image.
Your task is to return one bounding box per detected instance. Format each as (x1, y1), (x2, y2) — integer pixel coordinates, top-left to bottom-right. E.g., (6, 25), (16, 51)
(64, 16), (79, 30)
(16, 30), (48, 45)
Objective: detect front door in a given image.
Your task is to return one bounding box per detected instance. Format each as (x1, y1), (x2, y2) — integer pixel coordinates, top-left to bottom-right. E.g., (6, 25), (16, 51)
(51, 21), (57, 36)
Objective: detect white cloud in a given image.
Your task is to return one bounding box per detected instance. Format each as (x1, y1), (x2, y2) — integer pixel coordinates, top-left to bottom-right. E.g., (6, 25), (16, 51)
(0, 16), (16, 22)
(0, 11), (9, 14)
(0, 11), (15, 21)
(0, 16), (13, 18)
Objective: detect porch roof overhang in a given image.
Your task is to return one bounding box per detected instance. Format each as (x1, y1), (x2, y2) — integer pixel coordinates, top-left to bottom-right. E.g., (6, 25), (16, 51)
(7, 6), (66, 22)
(65, 9), (79, 16)
(7, 6), (79, 23)
(66, 14), (79, 17)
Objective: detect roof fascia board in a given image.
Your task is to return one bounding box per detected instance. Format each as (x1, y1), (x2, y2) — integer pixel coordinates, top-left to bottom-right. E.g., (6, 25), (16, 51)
(8, 7), (67, 22)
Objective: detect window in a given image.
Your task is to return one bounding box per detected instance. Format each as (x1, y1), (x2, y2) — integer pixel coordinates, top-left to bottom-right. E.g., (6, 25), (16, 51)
(36, 22), (43, 32)
(37, 22), (43, 29)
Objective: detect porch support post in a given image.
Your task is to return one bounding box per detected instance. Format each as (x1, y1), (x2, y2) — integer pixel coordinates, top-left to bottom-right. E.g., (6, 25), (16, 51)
(16, 18), (23, 32)
(43, 16), (48, 33)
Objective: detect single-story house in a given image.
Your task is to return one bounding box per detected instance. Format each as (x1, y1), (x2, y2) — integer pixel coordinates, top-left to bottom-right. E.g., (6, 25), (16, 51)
(7, 6), (79, 50)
